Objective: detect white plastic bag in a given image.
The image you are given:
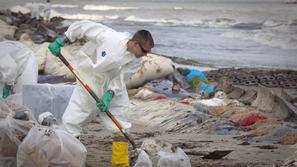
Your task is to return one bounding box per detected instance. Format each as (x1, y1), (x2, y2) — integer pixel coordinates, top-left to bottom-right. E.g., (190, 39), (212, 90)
(17, 126), (87, 167)
(157, 147), (191, 167)
(133, 150), (152, 167)
(22, 84), (75, 124)
(0, 101), (36, 167)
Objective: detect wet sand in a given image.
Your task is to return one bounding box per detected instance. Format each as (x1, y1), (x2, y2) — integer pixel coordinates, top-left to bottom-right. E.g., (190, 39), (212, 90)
(81, 115), (295, 167)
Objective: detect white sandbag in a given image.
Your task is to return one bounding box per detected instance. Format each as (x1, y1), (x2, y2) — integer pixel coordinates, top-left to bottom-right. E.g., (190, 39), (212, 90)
(44, 44), (81, 79)
(0, 126), (18, 167)
(0, 20), (17, 39)
(133, 150), (152, 167)
(157, 148), (191, 167)
(20, 34), (50, 71)
(196, 98), (227, 107)
(133, 88), (155, 99)
(126, 53), (174, 89)
(17, 126), (87, 167)
(138, 139), (191, 167)
(0, 157), (16, 167)
(22, 84), (75, 124)
(0, 100), (36, 145)
(0, 101), (36, 146)
(0, 101), (36, 167)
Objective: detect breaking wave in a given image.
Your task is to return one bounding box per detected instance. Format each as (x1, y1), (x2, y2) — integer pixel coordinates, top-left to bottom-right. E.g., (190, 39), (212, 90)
(51, 4), (79, 8)
(83, 5), (137, 11)
(25, 3), (78, 8)
(124, 15), (236, 27)
(221, 23), (297, 50)
(9, 6), (30, 14)
(51, 10), (119, 21)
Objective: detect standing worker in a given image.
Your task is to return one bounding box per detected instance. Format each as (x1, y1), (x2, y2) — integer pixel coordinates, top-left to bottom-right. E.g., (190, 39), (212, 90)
(48, 20), (154, 167)
(43, 0), (51, 23)
(31, 1), (40, 20)
(0, 41), (38, 99)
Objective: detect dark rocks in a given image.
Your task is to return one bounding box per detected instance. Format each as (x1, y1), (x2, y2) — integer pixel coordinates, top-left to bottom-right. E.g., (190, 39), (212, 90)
(216, 76), (234, 94)
(202, 150), (233, 159)
(0, 9), (67, 43)
(205, 68), (297, 89)
(238, 89), (257, 105)
(232, 22), (263, 30)
(205, 68), (297, 108)
(227, 87), (245, 99)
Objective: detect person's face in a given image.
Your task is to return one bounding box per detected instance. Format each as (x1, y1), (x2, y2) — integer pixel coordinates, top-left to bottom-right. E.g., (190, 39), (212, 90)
(133, 41), (152, 58)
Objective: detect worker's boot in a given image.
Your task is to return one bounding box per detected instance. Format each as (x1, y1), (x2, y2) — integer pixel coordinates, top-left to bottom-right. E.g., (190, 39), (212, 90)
(111, 133), (129, 167)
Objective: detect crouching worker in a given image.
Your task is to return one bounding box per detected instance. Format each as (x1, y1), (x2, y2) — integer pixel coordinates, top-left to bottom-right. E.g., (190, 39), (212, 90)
(171, 67), (216, 97)
(48, 20), (154, 166)
(0, 41), (38, 99)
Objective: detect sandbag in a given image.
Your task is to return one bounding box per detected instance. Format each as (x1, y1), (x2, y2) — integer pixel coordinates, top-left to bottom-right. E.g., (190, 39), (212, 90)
(136, 139), (191, 167)
(0, 101), (36, 167)
(0, 19), (17, 39)
(0, 101), (36, 145)
(157, 147), (191, 167)
(126, 53), (174, 88)
(20, 34), (50, 72)
(19, 34), (78, 78)
(133, 150), (152, 167)
(17, 126), (87, 167)
(44, 44), (80, 79)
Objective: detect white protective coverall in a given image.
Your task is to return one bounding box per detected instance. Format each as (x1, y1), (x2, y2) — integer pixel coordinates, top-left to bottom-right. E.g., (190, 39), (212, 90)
(31, 2), (40, 20)
(43, 2), (51, 21)
(62, 20), (142, 137)
(0, 41), (38, 97)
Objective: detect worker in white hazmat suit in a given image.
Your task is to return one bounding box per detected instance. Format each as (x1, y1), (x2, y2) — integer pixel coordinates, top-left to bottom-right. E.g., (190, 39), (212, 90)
(31, 2), (40, 20)
(0, 41), (38, 99)
(48, 20), (154, 166)
(43, 0), (51, 23)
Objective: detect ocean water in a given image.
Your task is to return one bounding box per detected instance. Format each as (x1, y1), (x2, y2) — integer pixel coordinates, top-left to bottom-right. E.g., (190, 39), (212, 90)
(1, 0), (297, 69)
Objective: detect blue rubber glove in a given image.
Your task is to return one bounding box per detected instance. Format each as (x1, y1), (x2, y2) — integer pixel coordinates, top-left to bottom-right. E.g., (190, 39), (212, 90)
(2, 85), (12, 99)
(96, 90), (115, 112)
(48, 37), (65, 56)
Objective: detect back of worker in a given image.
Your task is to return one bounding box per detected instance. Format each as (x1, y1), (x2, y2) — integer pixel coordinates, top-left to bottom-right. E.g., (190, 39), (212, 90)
(0, 41), (38, 99)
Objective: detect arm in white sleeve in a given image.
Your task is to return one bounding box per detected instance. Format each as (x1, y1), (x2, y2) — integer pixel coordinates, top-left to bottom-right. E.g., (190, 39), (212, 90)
(0, 54), (18, 85)
(64, 20), (115, 43)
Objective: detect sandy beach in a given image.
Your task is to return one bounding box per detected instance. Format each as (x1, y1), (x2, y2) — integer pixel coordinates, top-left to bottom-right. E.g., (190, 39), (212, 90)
(1, 1), (297, 167)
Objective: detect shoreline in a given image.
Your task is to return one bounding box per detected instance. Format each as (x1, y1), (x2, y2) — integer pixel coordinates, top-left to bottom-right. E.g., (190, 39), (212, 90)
(1, 4), (297, 71)
(1, 7), (297, 167)
(162, 53), (297, 71)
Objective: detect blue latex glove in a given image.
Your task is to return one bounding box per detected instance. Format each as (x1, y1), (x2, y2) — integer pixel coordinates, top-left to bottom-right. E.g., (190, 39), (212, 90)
(96, 90), (115, 112)
(48, 37), (65, 56)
